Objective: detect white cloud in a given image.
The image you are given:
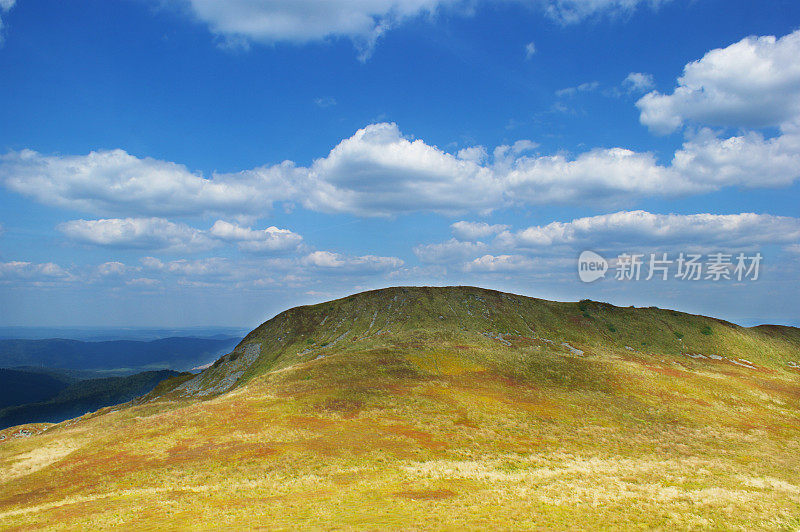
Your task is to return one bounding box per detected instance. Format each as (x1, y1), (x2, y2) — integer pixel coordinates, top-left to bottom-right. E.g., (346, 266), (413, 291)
(58, 218), (219, 253)
(178, 1), (671, 59)
(126, 277), (160, 287)
(622, 72), (654, 93)
(0, 0), (15, 43)
(0, 260), (72, 283)
(541, 0), (669, 24)
(504, 146), (688, 203)
(555, 81), (599, 97)
(414, 238), (488, 263)
(0, 124), (502, 218)
(671, 125), (800, 188)
(456, 146), (488, 164)
(302, 250), (403, 272)
(139, 256), (164, 270)
(637, 29), (800, 134)
(387, 264), (448, 280)
(141, 256), (233, 277)
(510, 140), (539, 154)
(208, 220), (303, 253)
(303, 122), (503, 215)
(463, 254), (535, 272)
(0, 148), (298, 217)
(451, 221), (509, 240)
(134, 250), (404, 287)
(180, 0), (463, 60)
(525, 41), (536, 59)
(314, 97), (337, 108)
(5, 121), (800, 219)
(57, 217), (303, 254)
(97, 261), (130, 277)
(302, 251), (345, 268)
(504, 210), (800, 251)
(417, 210), (800, 267)
(137, 256), (291, 288)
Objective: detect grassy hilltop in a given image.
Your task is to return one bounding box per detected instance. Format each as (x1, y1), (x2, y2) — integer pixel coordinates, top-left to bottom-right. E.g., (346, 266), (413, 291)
(1, 286), (799, 529)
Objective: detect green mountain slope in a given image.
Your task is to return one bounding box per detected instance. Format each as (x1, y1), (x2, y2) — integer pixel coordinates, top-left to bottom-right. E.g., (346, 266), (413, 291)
(166, 286), (800, 399)
(1, 286), (799, 530)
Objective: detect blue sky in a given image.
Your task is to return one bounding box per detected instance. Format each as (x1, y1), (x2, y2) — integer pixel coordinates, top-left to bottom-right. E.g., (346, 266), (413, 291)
(0, 0), (799, 328)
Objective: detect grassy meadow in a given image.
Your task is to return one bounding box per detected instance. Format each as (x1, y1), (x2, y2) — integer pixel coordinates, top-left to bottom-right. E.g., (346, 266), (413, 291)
(1, 286), (799, 529)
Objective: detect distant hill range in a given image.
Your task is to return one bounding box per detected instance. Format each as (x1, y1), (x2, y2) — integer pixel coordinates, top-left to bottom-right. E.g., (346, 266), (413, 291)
(0, 368), (181, 429)
(0, 336), (240, 372)
(0, 326), (248, 342)
(0, 335), (240, 429)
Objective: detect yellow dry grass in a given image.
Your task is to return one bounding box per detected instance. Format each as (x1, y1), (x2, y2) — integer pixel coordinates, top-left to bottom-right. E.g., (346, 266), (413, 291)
(2, 287), (799, 529)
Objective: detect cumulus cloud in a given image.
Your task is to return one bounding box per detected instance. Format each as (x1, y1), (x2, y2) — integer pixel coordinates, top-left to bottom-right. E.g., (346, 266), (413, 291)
(5, 121), (800, 219)
(622, 72), (654, 93)
(504, 146), (688, 203)
(504, 210), (800, 251)
(414, 238), (488, 263)
(208, 220), (303, 253)
(637, 29), (800, 134)
(304, 122), (502, 215)
(302, 251), (403, 272)
(670, 125), (800, 188)
(139, 256), (286, 289)
(97, 261), (131, 277)
(0, 261), (72, 283)
(180, 0), (463, 60)
(57, 218), (303, 254)
(304, 121), (800, 208)
(1, 124), (501, 217)
(139, 250), (403, 281)
(178, 0), (671, 59)
(0, 148), (299, 217)
(58, 218), (219, 253)
(463, 254), (535, 272)
(0, 247), (403, 290)
(451, 221), (509, 240)
(418, 210), (800, 266)
(525, 41), (536, 58)
(141, 256), (233, 278)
